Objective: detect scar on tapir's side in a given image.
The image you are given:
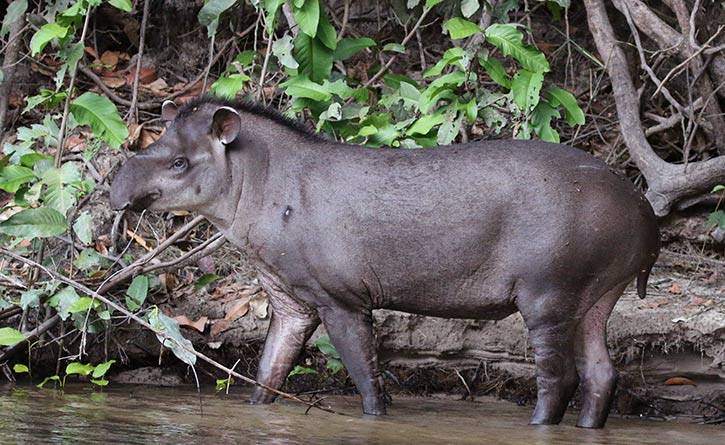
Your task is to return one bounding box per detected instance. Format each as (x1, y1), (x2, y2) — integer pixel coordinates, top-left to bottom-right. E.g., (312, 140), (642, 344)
(110, 96), (660, 429)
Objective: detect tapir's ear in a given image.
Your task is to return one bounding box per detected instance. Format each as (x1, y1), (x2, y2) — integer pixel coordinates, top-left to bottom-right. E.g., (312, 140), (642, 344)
(211, 106), (241, 145)
(161, 100), (178, 122)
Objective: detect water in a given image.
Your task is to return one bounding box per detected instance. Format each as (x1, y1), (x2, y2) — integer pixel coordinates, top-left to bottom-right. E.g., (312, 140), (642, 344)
(0, 385), (721, 444)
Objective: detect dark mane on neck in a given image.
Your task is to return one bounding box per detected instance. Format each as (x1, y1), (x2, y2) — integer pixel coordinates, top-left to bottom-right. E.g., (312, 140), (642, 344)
(175, 95), (321, 140)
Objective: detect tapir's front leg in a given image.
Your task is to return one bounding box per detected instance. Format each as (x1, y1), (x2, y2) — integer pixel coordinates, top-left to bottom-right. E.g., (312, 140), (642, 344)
(250, 294), (319, 404)
(318, 306), (386, 415)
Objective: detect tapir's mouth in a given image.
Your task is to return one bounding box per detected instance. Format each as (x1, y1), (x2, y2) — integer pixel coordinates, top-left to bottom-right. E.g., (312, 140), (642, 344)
(130, 191), (161, 212)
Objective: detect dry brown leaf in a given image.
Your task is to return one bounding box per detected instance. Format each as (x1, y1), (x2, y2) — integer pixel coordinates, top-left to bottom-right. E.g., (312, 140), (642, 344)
(126, 122), (144, 147)
(174, 315), (208, 333)
(100, 50), (120, 68)
(664, 376), (696, 386)
(210, 319), (231, 338)
(64, 133), (85, 151)
(667, 283), (683, 294)
(224, 297), (251, 321)
(125, 66), (157, 85)
(139, 128), (162, 149)
(143, 78), (169, 96)
(101, 76), (126, 89)
(126, 229), (152, 251)
(84, 46), (98, 59)
(249, 293), (269, 319)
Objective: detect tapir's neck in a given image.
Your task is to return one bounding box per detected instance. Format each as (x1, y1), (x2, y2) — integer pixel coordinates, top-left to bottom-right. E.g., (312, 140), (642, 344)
(199, 113), (299, 244)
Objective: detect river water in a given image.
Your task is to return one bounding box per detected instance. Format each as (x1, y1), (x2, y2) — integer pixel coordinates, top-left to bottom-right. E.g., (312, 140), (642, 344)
(0, 385), (721, 444)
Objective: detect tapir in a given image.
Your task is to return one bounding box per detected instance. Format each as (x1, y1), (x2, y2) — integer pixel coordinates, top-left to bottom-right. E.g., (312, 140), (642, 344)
(110, 96), (660, 428)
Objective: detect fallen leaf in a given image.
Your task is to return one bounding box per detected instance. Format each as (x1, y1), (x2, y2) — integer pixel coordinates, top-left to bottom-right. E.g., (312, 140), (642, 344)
(224, 297), (251, 321)
(174, 315), (208, 333)
(139, 128), (162, 149)
(84, 46), (99, 59)
(126, 229), (152, 251)
(210, 319), (231, 338)
(100, 50), (120, 68)
(125, 66), (157, 85)
(64, 133), (85, 151)
(249, 293), (269, 319)
(667, 283), (683, 294)
(664, 376), (696, 386)
(197, 256), (215, 274)
(101, 76), (126, 89)
(143, 78), (169, 96)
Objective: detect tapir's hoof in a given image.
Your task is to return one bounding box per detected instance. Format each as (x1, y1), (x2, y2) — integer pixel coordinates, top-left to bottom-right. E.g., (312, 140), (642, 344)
(362, 397), (387, 416)
(529, 414), (564, 426)
(576, 417), (607, 429)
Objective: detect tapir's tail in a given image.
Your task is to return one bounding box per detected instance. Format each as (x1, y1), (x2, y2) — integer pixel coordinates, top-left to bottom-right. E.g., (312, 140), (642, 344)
(636, 240), (660, 299)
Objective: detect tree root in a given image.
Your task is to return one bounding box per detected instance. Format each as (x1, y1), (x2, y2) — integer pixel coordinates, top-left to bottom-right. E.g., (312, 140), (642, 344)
(583, 0), (725, 216)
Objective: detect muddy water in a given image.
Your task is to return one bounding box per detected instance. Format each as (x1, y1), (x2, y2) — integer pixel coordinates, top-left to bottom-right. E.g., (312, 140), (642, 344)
(0, 385), (720, 444)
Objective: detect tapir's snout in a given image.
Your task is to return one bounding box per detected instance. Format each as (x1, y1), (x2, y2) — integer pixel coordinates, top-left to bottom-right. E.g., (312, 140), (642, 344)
(109, 157), (160, 212)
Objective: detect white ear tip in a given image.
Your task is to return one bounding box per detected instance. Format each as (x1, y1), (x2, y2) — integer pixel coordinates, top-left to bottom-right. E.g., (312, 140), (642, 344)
(218, 106), (239, 115)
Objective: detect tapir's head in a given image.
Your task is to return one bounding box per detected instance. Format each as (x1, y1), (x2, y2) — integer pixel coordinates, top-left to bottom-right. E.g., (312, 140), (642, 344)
(110, 100), (241, 213)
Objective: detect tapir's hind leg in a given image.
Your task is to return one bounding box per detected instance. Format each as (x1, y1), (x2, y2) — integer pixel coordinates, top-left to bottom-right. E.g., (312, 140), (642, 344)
(525, 320), (580, 425)
(573, 282), (627, 428)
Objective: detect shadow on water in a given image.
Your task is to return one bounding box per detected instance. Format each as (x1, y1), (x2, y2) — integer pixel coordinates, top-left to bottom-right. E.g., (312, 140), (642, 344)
(0, 384), (721, 444)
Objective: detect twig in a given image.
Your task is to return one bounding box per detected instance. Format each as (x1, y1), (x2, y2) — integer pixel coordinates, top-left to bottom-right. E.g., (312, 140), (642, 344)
(0, 248), (346, 416)
(338, 0), (351, 40)
(0, 314), (61, 363)
(127, 0), (151, 124)
(55, 3), (93, 167)
(78, 64), (156, 110)
(353, 5), (435, 96)
(141, 232), (225, 275)
(97, 215), (206, 294)
(0, 7), (25, 141)
(201, 32), (217, 94)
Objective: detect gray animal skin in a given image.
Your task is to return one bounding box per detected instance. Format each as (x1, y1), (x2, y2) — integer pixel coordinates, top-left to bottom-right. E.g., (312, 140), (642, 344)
(110, 96), (660, 429)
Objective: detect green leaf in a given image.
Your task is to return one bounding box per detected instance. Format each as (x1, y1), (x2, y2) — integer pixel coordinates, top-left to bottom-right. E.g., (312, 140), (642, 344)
(313, 335), (340, 359)
(1, 0), (27, 38)
(706, 210), (725, 230)
(437, 112), (462, 145)
(333, 37), (375, 61)
(545, 86), (585, 126)
(92, 360), (116, 378)
(148, 308), (197, 366)
(65, 362), (95, 376)
(41, 162), (81, 215)
(74, 248), (103, 271)
(195, 273), (220, 289)
(460, 0), (479, 18)
(317, 13), (337, 50)
(712, 185), (725, 193)
(210, 73), (250, 99)
(0, 164), (36, 193)
(272, 34), (299, 69)
(13, 364), (30, 374)
(382, 43), (406, 53)
(37, 375), (60, 388)
(484, 24), (549, 73)
(282, 76), (331, 101)
(294, 33), (333, 83)
(511, 69), (544, 114)
(262, 0), (285, 33)
(198, 0), (237, 28)
(293, 0), (320, 38)
(0, 207), (67, 240)
(91, 378), (109, 386)
(479, 56), (511, 89)
(424, 47), (468, 78)
(325, 357), (344, 374)
(73, 211), (93, 244)
(288, 365), (318, 378)
(444, 18), (481, 40)
(20, 289), (41, 311)
(70, 92), (128, 149)
(125, 275), (148, 311)
(30, 23), (69, 56)
(49, 287), (80, 320)
(407, 114), (446, 135)
(424, 0), (444, 8)
(0, 327), (26, 346)
(67, 296), (100, 314)
(107, 0), (132, 12)
(531, 100), (561, 143)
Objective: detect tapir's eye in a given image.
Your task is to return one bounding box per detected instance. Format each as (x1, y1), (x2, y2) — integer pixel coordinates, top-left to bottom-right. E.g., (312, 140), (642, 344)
(172, 157), (188, 171)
